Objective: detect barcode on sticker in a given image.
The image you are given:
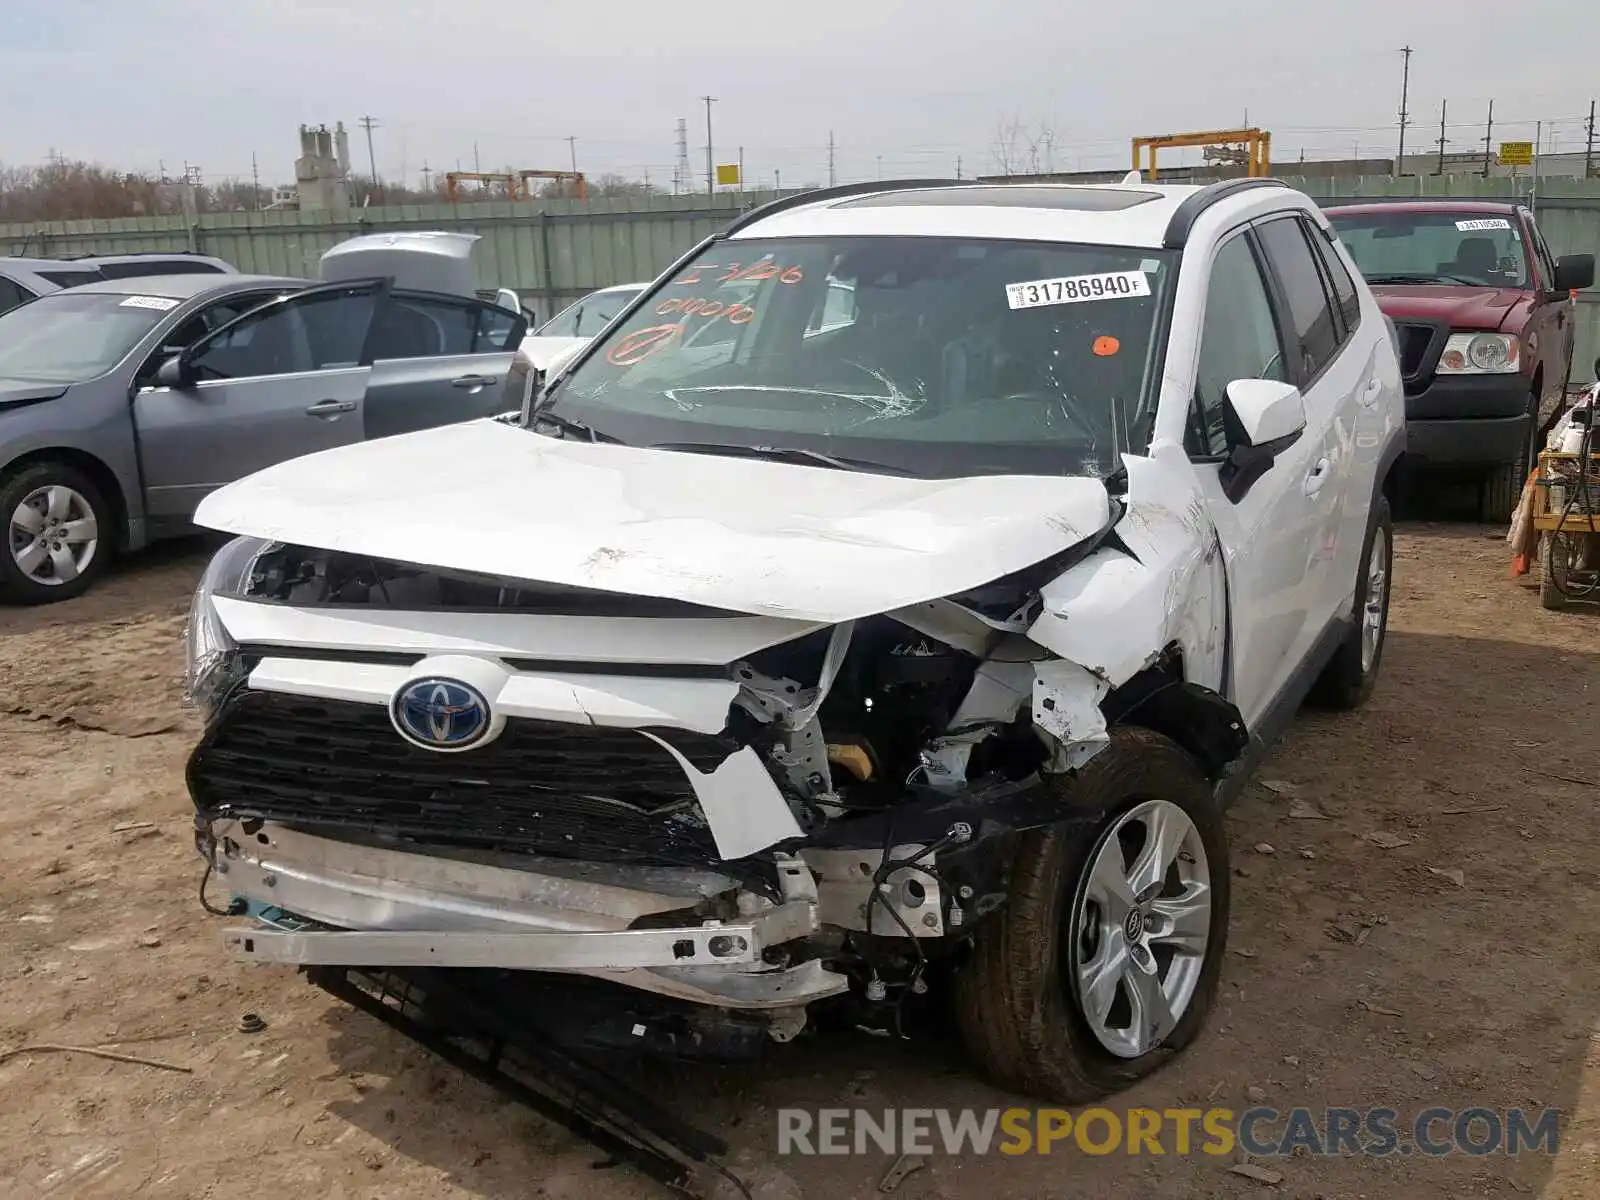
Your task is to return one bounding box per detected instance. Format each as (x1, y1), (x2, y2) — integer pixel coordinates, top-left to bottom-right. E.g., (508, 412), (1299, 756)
(119, 295), (179, 311)
(1005, 271), (1150, 310)
(1455, 218), (1510, 232)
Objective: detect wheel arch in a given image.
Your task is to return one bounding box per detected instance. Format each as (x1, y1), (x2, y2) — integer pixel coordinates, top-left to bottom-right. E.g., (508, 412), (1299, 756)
(1101, 644), (1248, 781)
(1, 448), (130, 552)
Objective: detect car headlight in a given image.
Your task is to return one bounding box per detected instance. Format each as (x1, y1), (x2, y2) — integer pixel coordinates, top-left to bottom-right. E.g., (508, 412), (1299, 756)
(1437, 332), (1520, 375)
(184, 535), (270, 716)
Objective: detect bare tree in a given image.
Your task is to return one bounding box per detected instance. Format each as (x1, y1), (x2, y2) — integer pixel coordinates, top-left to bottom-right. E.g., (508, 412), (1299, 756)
(989, 116), (1058, 177)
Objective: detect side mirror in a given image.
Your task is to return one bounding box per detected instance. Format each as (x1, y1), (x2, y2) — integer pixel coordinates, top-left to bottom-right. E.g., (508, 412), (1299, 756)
(1226, 378), (1307, 448)
(1553, 254), (1595, 294)
(155, 355), (195, 388)
(1218, 379), (1307, 505)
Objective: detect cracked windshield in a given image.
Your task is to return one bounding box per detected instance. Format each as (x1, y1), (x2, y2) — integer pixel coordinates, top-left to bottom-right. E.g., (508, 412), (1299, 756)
(545, 237), (1174, 478)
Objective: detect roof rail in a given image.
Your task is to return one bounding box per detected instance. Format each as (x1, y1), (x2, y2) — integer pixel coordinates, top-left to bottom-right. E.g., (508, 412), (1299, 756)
(722, 178), (969, 237)
(1161, 178), (1290, 249)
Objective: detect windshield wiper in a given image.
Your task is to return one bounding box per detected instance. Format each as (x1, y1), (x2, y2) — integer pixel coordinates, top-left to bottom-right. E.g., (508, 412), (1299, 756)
(529, 410), (625, 444)
(1363, 272), (1481, 286)
(649, 442), (915, 476)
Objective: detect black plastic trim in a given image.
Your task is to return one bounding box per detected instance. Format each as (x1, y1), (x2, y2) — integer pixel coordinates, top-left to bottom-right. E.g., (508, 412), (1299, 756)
(1162, 178), (1290, 249)
(720, 179), (970, 237)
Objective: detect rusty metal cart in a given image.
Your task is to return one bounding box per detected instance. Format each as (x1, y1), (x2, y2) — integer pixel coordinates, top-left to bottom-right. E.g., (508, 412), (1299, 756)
(1533, 447), (1600, 609)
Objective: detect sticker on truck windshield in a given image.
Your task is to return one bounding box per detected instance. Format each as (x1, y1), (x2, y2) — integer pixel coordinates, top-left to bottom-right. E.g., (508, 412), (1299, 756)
(119, 295), (179, 311)
(1005, 271), (1150, 310)
(1455, 218), (1511, 231)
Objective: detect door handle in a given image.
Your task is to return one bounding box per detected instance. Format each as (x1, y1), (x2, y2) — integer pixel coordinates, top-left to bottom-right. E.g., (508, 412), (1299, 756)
(451, 374), (498, 391)
(305, 399), (357, 417)
(1303, 457), (1332, 497)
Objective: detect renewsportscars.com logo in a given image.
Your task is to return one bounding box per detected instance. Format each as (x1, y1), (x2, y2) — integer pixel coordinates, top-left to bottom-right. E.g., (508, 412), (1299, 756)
(777, 1106), (1560, 1158)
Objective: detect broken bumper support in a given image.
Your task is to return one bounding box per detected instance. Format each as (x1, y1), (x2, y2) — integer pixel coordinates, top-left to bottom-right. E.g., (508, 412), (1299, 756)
(224, 903), (816, 971)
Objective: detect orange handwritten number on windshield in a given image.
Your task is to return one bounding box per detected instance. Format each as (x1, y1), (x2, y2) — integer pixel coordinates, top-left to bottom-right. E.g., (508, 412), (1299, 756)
(606, 324), (682, 366)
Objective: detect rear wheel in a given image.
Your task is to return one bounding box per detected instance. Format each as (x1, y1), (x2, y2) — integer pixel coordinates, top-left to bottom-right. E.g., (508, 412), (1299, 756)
(1310, 494), (1393, 710)
(0, 462), (111, 605)
(952, 728), (1228, 1102)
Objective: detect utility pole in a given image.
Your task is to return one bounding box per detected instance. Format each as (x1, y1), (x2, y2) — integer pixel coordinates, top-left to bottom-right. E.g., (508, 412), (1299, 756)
(421, 162), (432, 192)
(738, 147), (745, 193)
(251, 152), (261, 209)
(702, 95), (717, 195)
(876, 154), (883, 179)
(1435, 99), (1448, 175)
(565, 136), (578, 174)
(1394, 46), (1413, 177)
(955, 154), (962, 179)
(473, 142), (481, 173)
(827, 130), (836, 186)
(1482, 99), (1495, 177)
(774, 168), (781, 191)
(358, 115), (379, 182)
(1586, 99), (1596, 179)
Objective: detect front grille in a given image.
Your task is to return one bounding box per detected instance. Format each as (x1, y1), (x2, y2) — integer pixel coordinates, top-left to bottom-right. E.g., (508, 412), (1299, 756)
(188, 690), (741, 867)
(1393, 320), (1445, 385)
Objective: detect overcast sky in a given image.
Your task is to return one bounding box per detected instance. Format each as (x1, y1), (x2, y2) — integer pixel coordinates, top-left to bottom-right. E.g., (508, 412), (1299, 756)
(3, 0), (1598, 190)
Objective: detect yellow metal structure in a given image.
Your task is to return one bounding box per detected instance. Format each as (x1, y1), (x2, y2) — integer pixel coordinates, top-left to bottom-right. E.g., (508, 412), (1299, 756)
(443, 169), (589, 202)
(1131, 128), (1272, 180)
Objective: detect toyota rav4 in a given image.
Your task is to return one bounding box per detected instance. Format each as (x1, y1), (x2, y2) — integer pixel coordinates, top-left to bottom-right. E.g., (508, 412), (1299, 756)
(183, 177), (1404, 1102)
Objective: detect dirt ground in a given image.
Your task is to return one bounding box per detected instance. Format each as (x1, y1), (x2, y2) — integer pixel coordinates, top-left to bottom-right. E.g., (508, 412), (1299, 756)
(4, 509), (1600, 1200)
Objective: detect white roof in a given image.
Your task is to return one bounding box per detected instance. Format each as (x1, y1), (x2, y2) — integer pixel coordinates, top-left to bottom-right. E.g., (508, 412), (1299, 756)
(731, 183), (1212, 250)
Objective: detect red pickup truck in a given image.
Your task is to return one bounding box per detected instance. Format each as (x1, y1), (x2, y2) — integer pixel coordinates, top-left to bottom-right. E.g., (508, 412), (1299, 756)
(1322, 200), (1594, 520)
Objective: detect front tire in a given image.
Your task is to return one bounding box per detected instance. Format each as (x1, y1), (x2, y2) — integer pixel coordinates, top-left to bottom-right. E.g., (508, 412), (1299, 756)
(1309, 494), (1393, 710)
(952, 728), (1229, 1102)
(0, 462), (111, 605)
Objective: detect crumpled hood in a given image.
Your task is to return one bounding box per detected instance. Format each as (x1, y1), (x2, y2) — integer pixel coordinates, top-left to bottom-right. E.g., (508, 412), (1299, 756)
(194, 420), (1112, 624)
(1368, 284), (1526, 331)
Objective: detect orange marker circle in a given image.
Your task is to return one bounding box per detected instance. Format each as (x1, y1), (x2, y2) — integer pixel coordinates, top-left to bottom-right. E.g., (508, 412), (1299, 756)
(1092, 335), (1120, 357)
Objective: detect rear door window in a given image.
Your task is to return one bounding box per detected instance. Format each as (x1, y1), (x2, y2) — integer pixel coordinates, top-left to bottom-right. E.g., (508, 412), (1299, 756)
(368, 294), (523, 359)
(1255, 216), (1342, 382)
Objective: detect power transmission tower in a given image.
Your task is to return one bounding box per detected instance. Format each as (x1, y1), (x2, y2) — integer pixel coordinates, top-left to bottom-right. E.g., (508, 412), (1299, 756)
(827, 130), (836, 187)
(955, 154), (962, 179)
(1435, 99), (1448, 175)
(702, 96), (717, 195)
(251, 152), (261, 209)
(1586, 99), (1596, 179)
(1482, 99), (1495, 177)
(1394, 46), (1413, 177)
(421, 162), (433, 191)
(674, 118), (691, 194)
(358, 115), (379, 182)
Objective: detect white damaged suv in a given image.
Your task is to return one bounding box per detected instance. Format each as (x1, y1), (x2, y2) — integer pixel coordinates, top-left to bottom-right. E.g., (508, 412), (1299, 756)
(184, 178), (1403, 1101)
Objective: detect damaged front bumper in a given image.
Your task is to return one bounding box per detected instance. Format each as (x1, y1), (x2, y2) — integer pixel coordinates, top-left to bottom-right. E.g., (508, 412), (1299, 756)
(206, 819), (869, 1012)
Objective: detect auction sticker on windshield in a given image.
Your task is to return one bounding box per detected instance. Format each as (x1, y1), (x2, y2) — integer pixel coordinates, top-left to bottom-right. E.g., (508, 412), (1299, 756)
(119, 295), (180, 311)
(1455, 218), (1512, 232)
(1005, 271), (1150, 310)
